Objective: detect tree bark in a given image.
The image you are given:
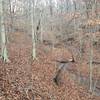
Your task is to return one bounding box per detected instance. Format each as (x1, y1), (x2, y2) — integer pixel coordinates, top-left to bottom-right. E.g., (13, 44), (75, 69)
(31, 0), (36, 60)
(0, 0), (9, 62)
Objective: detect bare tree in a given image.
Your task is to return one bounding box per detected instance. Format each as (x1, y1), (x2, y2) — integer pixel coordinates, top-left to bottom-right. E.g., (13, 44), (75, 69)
(0, 0), (9, 62)
(31, 0), (36, 60)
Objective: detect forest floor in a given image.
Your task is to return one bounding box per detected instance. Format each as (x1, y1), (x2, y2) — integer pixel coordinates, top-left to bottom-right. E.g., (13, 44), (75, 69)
(0, 32), (100, 100)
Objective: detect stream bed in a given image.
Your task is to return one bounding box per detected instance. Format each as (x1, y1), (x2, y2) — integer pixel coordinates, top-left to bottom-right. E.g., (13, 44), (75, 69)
(58, 63), (100, 96)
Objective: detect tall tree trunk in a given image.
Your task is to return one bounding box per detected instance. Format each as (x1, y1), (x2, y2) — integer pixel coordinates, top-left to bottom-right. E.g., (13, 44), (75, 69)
(31, 0), (36, 60)
(89, 34), (93, 92)
(0, 0), (9, 62)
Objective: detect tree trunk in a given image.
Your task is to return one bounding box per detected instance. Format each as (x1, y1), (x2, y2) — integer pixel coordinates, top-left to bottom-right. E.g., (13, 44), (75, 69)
(0, 0), (9, 62)
(31, 0), (36, 60)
